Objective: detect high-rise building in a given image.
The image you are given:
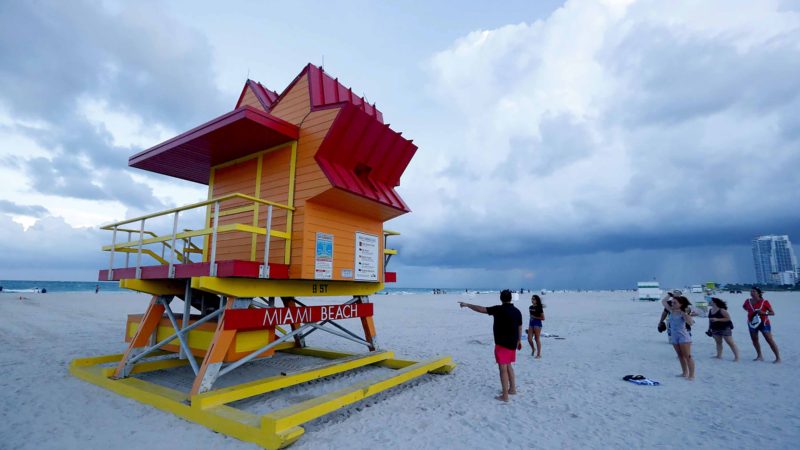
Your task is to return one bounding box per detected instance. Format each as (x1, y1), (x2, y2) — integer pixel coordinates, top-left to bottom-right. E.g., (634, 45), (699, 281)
(752, 235), (798, 285)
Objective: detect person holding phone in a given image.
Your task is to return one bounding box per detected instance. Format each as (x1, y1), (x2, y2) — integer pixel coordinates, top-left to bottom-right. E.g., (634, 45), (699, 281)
(662, 293), (696, 380)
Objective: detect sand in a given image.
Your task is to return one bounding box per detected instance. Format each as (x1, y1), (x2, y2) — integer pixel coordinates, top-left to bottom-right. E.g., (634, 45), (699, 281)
(1, 290), (798, 449)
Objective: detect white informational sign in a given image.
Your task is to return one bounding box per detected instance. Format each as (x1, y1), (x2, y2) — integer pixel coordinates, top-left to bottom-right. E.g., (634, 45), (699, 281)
(354, 232), (379, 281)
(341, 269), (353, 278)
(315, 232), (334, 280)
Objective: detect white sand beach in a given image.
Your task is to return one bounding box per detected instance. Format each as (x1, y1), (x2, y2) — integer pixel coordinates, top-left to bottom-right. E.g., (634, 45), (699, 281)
(1, 290), (798, 449)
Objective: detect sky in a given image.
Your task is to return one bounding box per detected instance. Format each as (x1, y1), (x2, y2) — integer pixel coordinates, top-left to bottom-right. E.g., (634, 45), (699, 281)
(1, 0), (799, 288)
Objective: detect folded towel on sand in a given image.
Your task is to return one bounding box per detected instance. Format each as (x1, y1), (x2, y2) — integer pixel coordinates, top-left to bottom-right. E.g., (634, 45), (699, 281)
(623, 375), (660, 386)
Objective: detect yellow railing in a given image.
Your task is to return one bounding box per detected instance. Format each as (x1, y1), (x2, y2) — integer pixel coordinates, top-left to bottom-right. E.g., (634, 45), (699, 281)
(102, 193), (294, 280)
(111, 228), (200, 265)
(383, 229), (400, 269)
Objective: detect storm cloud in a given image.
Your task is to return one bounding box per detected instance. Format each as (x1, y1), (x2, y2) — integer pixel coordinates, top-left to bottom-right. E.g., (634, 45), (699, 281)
(1, 0), (798, 287)
(392, 0), (800, 287)
(0, 0), (223, 208)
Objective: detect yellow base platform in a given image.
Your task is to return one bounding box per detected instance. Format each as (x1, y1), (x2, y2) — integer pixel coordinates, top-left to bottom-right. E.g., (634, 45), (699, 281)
(69, 348), (455, 449)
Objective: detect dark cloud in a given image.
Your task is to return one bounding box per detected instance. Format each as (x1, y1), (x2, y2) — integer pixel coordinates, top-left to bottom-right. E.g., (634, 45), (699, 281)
(0, 0), (224, 208)
(25, 155), (107, 199)
(0, 200), (48, 217)
(500, 113), (593, 176)
(415, 2), (800, 288)
(608, 25), (800, 126)
(0, 215), (105, 273)
(0, 0), (224, 125)
(391, 244), (758, 290)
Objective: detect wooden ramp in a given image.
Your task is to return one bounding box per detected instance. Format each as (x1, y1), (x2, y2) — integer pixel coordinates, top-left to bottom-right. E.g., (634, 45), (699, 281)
(70, 348), (455, 449)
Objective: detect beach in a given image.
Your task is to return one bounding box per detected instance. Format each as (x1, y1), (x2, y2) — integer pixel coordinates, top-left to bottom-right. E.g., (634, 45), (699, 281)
(1, 290), (798, 449)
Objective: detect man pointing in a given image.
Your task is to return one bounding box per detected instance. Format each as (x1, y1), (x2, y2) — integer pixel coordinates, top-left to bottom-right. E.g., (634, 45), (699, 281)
(459, 289), (523, 402)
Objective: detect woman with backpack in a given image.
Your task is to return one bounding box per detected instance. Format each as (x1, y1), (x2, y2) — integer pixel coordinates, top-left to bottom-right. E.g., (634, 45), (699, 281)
(662, 293), (695, 380)
(743, 287), (781, 363)
(707, 298), (739, 361)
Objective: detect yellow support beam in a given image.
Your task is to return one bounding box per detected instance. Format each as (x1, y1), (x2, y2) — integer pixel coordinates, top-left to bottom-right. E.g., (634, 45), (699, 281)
(191, 278), (383, 298)
(211, 141), (294, 171)
(102, 223), (290, 252)
(280, 346), (456, 373)
(102, 225), (236, 250)
(70, 348), (455, 449)
(100, 192), (293, 231)
(220, 205), (256, 217)
(284, 141), (297, 265)
(69, 358), (291, 449)
(251, 153), (263, 261)
(130, 357), (191, 375)
(119, 279), (187, 295)
(261, 356), (455, 437)
(192, 351), (393, 409)
(113, 247), (170, 265)
(235, 224), (291, 240)
(278, 347), (355, 360)
(203, 167), (216, 262)
(383, 249), (398, 255)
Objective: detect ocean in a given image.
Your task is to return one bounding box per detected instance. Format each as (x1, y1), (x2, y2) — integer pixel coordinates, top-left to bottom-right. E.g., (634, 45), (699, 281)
(0, 280), (502, 295)
(0, 280), (125, 293)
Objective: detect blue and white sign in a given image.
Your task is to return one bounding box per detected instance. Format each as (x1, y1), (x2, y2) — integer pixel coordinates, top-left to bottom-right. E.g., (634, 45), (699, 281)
(315, 232), (334, 280)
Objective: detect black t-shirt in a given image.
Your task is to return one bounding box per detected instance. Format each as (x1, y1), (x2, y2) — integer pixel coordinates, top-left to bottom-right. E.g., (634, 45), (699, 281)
(487, 303), (523, 350)
(529, 304), (543, 319)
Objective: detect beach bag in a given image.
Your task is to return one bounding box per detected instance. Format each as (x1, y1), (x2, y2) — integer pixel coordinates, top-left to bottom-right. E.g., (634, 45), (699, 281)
(748, 299), (762, 329)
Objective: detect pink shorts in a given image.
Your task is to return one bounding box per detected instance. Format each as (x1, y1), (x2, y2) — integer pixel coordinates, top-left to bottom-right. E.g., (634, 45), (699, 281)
(494, 344), (516, 364)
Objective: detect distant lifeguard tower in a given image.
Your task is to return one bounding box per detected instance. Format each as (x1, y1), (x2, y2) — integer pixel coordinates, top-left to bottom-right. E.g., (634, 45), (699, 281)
(70, 64), (454, 449)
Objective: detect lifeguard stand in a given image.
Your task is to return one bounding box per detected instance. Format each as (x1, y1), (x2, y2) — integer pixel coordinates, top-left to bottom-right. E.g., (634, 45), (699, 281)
(70, 64), (454, 449)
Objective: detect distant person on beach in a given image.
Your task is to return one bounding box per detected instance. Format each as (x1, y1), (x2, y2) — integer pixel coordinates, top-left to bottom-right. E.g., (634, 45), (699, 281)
(527, 294), (545, 358)
(707, 298), (739, 361)
(743, 287), (781, 363)
(459, 289), (523, 402)
(662, 293), (695, 380)
(95, 284), (100, 294)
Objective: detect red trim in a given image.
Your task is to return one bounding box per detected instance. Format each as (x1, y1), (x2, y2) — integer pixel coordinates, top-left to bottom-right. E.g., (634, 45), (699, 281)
(313, 103), (414, 212)
(128, 106), (299, 184)
(384, 272), (397, 283)
(98, 260), (290, 281)
(252, 81), (279, 106)
(236, 80), (280, 111)
(268, 63), (384, 123)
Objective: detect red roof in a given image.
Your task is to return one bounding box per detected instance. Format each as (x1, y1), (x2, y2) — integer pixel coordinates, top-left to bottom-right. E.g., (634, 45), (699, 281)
(306, 65), (383, 122)
(235, 64), (383, 121)
(129, 107), (299, 184)
(315, 103), (415, 213)
(129, 64), (415, 215)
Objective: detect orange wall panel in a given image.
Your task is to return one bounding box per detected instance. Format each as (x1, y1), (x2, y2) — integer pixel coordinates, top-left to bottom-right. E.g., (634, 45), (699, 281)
(200, 80), (390, 282)
(270, 76), (310, 125)
(298, 200), (383, 281)
(238, 87), (266, 111)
